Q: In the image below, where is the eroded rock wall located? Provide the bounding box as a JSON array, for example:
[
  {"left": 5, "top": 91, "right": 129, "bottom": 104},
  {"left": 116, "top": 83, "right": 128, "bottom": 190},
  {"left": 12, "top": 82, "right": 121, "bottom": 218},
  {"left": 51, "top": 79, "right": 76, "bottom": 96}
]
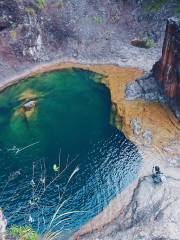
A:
[{"left": 153, "top": 17, "right": 180, "bottom": 118}]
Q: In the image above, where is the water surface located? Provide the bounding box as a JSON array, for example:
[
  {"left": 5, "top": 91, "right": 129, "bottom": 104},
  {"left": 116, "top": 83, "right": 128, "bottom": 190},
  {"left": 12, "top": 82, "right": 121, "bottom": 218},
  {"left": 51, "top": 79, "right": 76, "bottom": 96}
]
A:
[{"left": 0, "top": 68, "right": 141, "bottom": 237}]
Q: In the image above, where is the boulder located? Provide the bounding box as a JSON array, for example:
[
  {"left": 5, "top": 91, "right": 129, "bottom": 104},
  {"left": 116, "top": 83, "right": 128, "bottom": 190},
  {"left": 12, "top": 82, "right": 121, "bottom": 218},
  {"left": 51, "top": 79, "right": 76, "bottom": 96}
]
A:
[
  {"left": 131, "top": 39, "right": 153, "bottom": 49},
  {"left": 23, "top": 100, "right": 37, "bottom": 111}
]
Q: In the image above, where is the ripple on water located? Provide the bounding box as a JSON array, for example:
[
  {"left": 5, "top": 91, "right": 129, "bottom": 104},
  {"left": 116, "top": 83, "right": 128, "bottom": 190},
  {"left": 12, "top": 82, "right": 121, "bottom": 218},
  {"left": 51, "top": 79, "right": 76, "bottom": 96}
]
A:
[{"left": 0, "top": 68, "right": 142, "bottom": 237}]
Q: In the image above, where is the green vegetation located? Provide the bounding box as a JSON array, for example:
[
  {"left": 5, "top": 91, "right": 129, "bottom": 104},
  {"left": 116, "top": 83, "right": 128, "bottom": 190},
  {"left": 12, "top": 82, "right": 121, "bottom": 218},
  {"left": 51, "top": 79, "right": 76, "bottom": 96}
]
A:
[
  {"left": 9, "top": 225, "right": 38, "bottom": 240},
  {"left": 26, "top": 7, "right": 36, "bottom": 16},
  {"left": 144, "top": 0, "right": 180, "bottom": 12},
  {"left": 6, "top": 164, "right": 80, "bottom": 240},
  {"left": 145, "top": 39, "right": 154, "bottom": 48},
  {"left": 92, "top": 16, "right": 102, "bottom": 24},
  {"left": 144, "top": 0, "right": 169, "bottom": 12},
  {"left": 10, "top": 23, "right": 17, "bottom": 41},
  {"left": 36, "top": 0, "right": 46, "bottom": 9},
  {"left": 10, "top": 29, "right": 17, "bottom": 40},
  {"left": 175, "top": 7, "right": 180, "bottom": 13},
  {"left": 52, "top": 0, "right": 64, "bottom": 8},
  {"left": 131, "top": 39, "right": 154, "bottom": 49}
]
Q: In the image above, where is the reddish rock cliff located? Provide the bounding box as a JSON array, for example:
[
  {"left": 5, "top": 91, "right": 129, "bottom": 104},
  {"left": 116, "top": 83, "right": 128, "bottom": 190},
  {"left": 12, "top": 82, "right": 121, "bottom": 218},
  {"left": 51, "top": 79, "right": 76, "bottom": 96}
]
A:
[{"left": 153, "top": 17, "right": 180, "bottom": 118}]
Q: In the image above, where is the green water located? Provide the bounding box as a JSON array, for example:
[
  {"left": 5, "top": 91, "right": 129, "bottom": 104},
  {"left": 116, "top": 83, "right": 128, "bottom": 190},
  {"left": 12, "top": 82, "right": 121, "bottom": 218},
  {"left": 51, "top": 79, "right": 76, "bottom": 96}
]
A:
[{"left": 0, "top": 68, "right": 141, "bottom": 237}]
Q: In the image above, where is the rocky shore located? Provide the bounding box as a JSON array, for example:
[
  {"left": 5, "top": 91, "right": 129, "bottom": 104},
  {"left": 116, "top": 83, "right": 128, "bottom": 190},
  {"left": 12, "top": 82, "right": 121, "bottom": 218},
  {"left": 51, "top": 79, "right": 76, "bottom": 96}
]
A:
[{"left": 75, "top": 174, "right": 180, "bottom": 240}]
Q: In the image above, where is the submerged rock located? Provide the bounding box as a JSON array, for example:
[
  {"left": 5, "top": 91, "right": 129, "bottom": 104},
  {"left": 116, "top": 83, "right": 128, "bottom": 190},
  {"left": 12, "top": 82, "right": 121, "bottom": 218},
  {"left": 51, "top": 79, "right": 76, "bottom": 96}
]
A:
[
  {"left": 13, "top": 100, "right": 38, "bottom": 119},
  {"left": 23, "top": 100, "right": 37, "bottom": 111}
]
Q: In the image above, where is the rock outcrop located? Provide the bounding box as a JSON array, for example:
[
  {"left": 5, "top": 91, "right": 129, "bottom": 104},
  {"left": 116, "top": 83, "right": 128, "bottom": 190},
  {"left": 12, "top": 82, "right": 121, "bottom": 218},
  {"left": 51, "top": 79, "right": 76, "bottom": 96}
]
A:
[
  {"left": 153, "top": 17, "right": 180, "bottom": 118},
  {"left": 23, "top": 100, "right": 37, "bottom": 111},
  {"left": 126, "top": 17, "right": 180, "bottom": 119},
  {"left": 0, "top": 208, "right": 7, "bottom": 239},
  {"left": 125, "top": 72, "right": 166, "bottom": 103},
  {"left": 77, "top": 174, "right": 180, "bottom": 240}
]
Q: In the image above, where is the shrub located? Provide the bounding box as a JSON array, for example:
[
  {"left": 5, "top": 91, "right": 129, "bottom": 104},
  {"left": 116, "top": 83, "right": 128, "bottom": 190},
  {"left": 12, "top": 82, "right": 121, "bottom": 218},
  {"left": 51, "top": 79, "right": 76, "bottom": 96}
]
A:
[
  {"left": 36, "top": 0, "right": 46, "bottom": 9},
  {"left": 144, "top": 0, "right": 169, "bottom": 12},
  {"left": 10, "top": 23, "right": 17, "bottom": 40},
  {"left": 9, "top": 225, "right": 38, "bottom": 240},
  {"left": 144, "top": 0, "right": 180, "bottom": 12},
  {"left": 145, "top": 39, "right": 154, "bottom": 49},
  {"left": 131, "top": 39, "right": 154, "bottom": 49},
  {"left": 26, "top": 7, "right": 36, "bottom": 16},
  {"left": 92, "top": 16, "right": 102, "bottom": 24},
  {"left": 10, "top": 29, "right": 17, "bottom": 40},
  {"left": 3, "top": 153, "right": 80, "bottom": 239},
  {"left": 175, "top": 7, "right": 180, "bottom": 13}
]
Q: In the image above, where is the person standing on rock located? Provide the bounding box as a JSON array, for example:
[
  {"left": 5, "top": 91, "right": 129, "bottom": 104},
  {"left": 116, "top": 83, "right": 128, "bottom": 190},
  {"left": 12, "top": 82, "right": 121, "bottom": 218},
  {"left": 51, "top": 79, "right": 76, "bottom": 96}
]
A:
[
  {"left": 152, "top": 166, "right": 166, "bottom": 184},
  {"left": 152, "top": 166, "right": 161, "bottom": 175}
]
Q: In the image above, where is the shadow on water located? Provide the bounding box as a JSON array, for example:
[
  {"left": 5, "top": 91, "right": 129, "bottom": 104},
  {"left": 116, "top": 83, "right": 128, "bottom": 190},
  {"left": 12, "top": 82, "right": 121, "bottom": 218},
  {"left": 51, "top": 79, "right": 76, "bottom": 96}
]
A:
[{"left": 0, "top": 68, "right": 142, "bottom": 238}]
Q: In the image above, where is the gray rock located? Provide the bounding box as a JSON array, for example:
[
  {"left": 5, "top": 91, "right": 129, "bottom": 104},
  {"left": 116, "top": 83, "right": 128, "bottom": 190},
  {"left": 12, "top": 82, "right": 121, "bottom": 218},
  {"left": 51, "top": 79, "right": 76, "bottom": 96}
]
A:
[
  {"left": 142, "top": 130, "right": 153, "bottom": 145},
  {"left": 163, "top": 139, "right": 180, "bottom": 168},
  {"left": 175, "top": 108, "right": 180, "bottom": 120},
  {"left": 125, "top": 73, "right": 167, "bottom": 105},
  {"left": 125, "top": 81, "right": 143, "bottom": 100},
  {"left": 79, "top": 175, "right": 180, "bottom": 240},
  {"left": 138, "top": 76, "right": 159, "bottom": 92},
  {"left": 144, "top": 92, "right": 160, "bottom": 101},
  {"left": 23, "top": 100, "right": 37, "bottom": 110},
  {"left": 130, "top": 118, "right": 142, "bottom": 135},
  {"left": 0, "top": 208, "right": 7, "bottom": 239}
]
